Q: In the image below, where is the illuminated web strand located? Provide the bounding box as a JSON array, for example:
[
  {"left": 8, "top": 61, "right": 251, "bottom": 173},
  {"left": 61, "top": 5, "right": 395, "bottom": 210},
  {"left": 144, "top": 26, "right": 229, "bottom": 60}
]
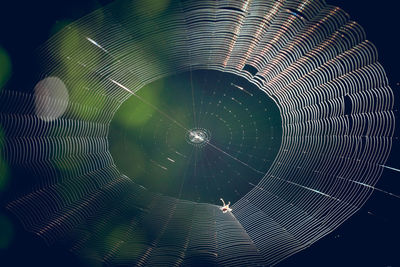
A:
[
  {"left": 110, "top": 79, "right": 191, "bottom": 132},
  {"left": 206, "top": 141, "right": 265, "bottom": 175},
  {"left": 381, "top": 164, "right": 400, "bottom": 173}
]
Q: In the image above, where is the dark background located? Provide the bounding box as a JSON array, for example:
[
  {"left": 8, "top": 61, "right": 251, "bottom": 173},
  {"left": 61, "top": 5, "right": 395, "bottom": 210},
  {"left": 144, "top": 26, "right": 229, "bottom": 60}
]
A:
[{"left": 0, "top": 0, "right": 399, "bottom": 266}]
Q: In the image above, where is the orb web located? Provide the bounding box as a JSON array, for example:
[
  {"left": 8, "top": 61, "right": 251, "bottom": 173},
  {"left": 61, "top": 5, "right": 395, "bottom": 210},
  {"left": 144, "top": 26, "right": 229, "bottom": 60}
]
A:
[{"left": 0, "top": 0, "right": 395, "bottom": 266}]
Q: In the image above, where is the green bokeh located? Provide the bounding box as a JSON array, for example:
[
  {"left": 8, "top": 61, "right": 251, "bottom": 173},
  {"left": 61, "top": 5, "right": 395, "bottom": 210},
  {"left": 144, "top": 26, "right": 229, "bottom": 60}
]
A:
[
  {"left": 48, "top": 23, "right": 107, "bottom": 120},
  {"left": 0, "top": 214, "right": 14, "bottom": 249},
  {"left": 114, "top": 82, "right": 162, "bottom": 128},
  {"left": 49, "top": 19, "right": 73, "bottom": 37},
  {"left": 0, "top": 46, "right": 12, "bottom": 90},
  {"left": 135, "top": 0, "right": 171, "bottom": 17}
]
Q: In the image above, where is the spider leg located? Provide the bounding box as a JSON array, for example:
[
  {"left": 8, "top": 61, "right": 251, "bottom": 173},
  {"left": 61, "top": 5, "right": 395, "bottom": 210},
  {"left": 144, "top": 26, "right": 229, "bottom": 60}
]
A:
[{"left": 220, "top": 198, "right": 226, "bottom": 206}]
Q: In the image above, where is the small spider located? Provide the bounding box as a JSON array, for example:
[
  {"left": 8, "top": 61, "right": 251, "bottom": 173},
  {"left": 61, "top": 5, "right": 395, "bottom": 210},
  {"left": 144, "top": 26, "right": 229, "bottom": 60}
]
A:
[{"left": 219, "top": 198, "right": 232, "bottom": 213}]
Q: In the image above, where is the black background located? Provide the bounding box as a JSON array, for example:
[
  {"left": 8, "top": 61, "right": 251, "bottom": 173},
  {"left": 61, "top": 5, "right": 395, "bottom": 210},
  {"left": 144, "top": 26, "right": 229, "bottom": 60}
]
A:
[{"left": 0, "top": 0, "right": 399, "bottom": 266}]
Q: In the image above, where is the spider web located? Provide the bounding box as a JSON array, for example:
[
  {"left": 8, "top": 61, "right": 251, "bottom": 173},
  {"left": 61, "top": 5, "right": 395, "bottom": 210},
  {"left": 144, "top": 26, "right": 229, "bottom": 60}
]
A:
[{"left": 1, "top": 0, "right": 395, "bottom": 266}]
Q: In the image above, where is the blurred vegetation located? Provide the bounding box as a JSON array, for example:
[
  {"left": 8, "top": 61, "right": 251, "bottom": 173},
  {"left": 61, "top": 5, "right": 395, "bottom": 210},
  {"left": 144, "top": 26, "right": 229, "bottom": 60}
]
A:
[
  {"left": 0, "top": 46, "right": 12, "bottom": 90},
  {"left": 0, "top": 214, "right": 14, "bottom": 250}
]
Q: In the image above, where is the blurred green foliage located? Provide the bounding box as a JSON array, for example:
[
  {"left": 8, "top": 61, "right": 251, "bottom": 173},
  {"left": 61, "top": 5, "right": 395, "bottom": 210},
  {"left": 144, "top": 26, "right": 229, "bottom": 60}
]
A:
[
  {"left": 0, "top": 214, "right": 13, "bottom": 249},
  {"left": 0, "top": 46, "right": 12, "bottom": 90}
]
